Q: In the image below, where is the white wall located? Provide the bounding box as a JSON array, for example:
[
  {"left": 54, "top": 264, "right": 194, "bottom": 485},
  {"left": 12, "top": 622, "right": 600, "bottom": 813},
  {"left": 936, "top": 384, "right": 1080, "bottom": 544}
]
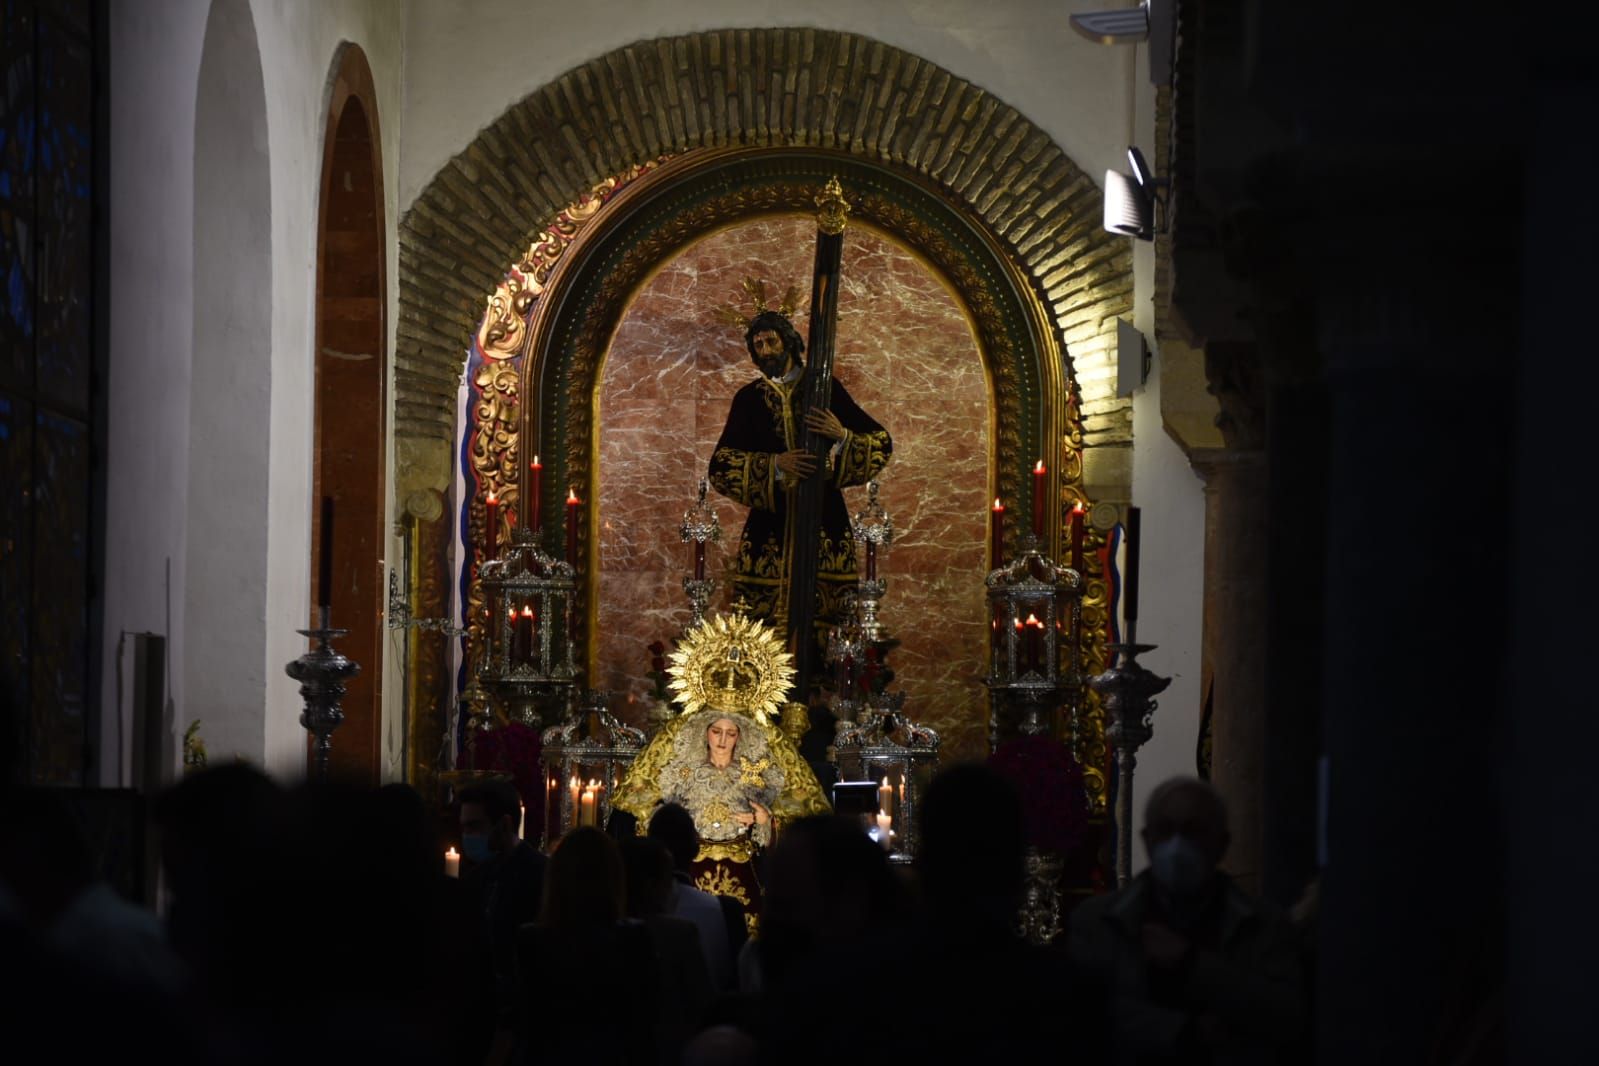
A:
[
  {"left": 398, "top": 0, "right": 1135, "bottom": 212},
  {"left": 101, "top": 0, "right": 405, "bottom": 783},
  {"left": 1127, "top": 40, "right": 1205, "bottom": 872}
]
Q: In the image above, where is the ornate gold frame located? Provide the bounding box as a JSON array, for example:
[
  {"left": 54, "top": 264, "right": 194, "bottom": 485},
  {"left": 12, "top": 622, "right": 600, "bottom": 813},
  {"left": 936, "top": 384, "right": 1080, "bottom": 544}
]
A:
[{"left": 451, "top": 145, "right": 1110, "bottom": 809}]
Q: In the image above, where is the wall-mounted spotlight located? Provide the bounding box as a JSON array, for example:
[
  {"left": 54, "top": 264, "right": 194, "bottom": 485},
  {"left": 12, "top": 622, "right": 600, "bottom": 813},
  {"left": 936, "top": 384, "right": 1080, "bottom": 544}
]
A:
[
  {"left": 1069, "top": 0, "right": 1174, "bottom": 85},
  {"left": 1104, "top": 146, "right": 1166, "bottom": 242}
]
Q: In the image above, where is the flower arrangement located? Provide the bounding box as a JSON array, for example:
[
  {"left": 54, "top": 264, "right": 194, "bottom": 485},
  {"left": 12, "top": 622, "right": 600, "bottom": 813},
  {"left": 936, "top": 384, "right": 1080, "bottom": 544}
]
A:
[{"left": 987, "top": 735, "right": 1089, "bottom": 857}]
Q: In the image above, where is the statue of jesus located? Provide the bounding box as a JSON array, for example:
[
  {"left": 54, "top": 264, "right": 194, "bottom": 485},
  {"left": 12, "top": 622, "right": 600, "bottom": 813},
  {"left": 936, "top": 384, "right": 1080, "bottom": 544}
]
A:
[{"left": 708, "top": 308, "right": 892, "bottom": 652}]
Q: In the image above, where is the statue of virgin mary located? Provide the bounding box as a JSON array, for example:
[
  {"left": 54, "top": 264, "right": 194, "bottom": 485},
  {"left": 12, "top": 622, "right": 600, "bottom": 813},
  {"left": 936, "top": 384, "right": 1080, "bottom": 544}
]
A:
[{"left": 611, "top": 612, "right": 831, "bottom": 922}]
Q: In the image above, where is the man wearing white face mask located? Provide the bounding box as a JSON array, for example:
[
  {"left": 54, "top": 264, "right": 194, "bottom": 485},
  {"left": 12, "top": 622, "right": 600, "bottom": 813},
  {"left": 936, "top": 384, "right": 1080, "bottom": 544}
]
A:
[{"left": 1069, "top": 777, "right": 1305, "bottom": 1065}]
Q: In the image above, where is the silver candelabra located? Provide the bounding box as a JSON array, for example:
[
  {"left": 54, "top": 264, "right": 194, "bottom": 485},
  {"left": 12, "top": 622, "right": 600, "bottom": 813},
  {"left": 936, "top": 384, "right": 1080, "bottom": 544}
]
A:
[
  {"left": 287, "top": 605, "right": 362, "bottom": 781},
  {"left": 1088, "top": 626, "right": 1171, "bottom": 886}
]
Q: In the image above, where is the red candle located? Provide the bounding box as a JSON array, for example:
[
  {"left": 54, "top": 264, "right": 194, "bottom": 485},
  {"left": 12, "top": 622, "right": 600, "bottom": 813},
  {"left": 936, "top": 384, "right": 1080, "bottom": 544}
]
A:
[
  {"left": 693, "top": 540, "right": 706, "bottom": 581},
  {"left": 518, "top": 605, "right": 536, "bottom": 665},
  {"left": 529, "top": 455, "right": 543, "bottom": 533},
  {"left": 565, "top": 488, "right": 581, "bottom": 567},
  {"left": 1032, "top": 461, "right": 1047, "bottom": 538},
  {"left": 1013, "top": 617, "right": 1025, "bottom": 669},
  {"left": 484, "top": 492, "right": 499, "bottom": 560},
  {"left": 507, "top": 608, "right": 519, "bottom": 662},
  {"left": 1026, "top": 613, "right": 1043, "bottom": 672},
  {"left": 864, "top": 539, "right": 877, "bottom": 581},
  {"left": 1069, "top": 502, "right": 1084, "bottom": 572},
  {"left": 318, "top": 495, "right": 334, "bottom": 607},
  {"left": 1124, "top": 505, "right": 1141, "bottom": 623},
  {"left": 990, "top": 498, "right": 1005, "bottom": 568}
]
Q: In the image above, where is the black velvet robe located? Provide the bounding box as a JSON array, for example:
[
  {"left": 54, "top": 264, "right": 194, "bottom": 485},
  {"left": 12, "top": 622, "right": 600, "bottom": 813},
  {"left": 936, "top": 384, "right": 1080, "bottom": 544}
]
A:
[{"left": 708, "top": 373, "right": 891, "bottom": 637}]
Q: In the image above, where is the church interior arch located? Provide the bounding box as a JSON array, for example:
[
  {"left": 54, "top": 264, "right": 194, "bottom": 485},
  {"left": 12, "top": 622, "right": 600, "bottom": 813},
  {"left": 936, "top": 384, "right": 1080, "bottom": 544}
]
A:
[{"left": 184, "top": 0, "right": 271, "bottom": 764}]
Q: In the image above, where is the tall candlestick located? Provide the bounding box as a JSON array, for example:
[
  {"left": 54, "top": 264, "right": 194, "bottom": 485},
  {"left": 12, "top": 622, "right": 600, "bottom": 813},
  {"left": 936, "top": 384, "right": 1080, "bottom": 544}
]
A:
[
  {"left": 990, "top": 498, "right": 1005, "bottom": 568},
  {"left": 1124, "top": 505, "right": 1141, "bottom": 623},
  {"left": 1070, "top": 502, "right": 1085, "bottom": 572},
  {"left": 444, "top": 847, "right": 460, "bottom": 879},
  {"left": 565, "top": 488, "right": 581, "bottom": 567},
  {"left": 484, "top": 492, "right": 500, "bottom": 560},
  {"left": 694, "top": 540, "right": 706, "bottom": 581},
  {"left": 1032, "top": 461, "right": 1047, "bottom": 538},
  {"left": 318, "top": 495, "right": 335, "bottom": 607},
  {"left": 529, "top": 455, "right": 543, "bottom": 534},
  {"left": 864, "top": 539, "right": 877, "bottom": 580}
]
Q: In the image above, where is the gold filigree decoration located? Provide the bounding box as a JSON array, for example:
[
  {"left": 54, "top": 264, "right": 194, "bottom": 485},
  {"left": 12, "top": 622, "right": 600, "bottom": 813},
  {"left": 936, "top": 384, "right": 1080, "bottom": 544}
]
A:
[
  {"left": 696, "top": 865, "right": 751, "bottom": 905},
  {"left": 667, "top": 612, "right": 794, "bottom": 723},
  {"left": 713, "top": 277, "right": 803, "bottom": 329},
  {"left": 815, "top": 175, "right": 850, "bottom": 235}
]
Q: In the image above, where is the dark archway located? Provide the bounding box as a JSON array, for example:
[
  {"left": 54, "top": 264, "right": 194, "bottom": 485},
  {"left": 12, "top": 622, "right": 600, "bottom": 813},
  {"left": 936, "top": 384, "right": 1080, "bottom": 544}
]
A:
[{"left": 312, "top": 42, "right": 385, "bottom": 783}]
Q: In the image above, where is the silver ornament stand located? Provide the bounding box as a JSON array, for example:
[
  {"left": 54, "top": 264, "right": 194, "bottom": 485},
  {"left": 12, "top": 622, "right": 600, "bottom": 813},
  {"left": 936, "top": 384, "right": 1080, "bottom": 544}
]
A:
[
  {"left": 287, "top": 605, "right": 362, "bottom": 781},
  {"left": 1088, "top": 628, "right": 1171, "bottom": 887},
  {"left": 680, "top": 478, "right": 722, "bottom": 629}
]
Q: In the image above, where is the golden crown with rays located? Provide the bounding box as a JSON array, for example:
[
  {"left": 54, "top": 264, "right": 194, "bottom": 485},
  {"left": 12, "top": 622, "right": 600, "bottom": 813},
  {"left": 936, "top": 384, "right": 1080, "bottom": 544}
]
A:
[
  {"left": 713, "top": 277, "right": 804, "bottom": 331},
  {"left": 666, "top": 609, "right": 795, "bottom": 725}
]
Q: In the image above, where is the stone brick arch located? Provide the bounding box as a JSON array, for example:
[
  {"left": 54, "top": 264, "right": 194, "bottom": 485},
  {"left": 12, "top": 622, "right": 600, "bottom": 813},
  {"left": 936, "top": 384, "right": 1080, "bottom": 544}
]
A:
[{"left": 396, "top": 28, "right": 1132, "bottom": 505}]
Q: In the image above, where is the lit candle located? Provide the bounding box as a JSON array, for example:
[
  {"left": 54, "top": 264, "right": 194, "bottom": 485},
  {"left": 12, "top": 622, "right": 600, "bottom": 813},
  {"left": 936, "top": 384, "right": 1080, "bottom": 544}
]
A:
[
  {"left": 579, "top": 783, "right": 597, "bottom": 828},
  {"left": 899, "top": 777, "right": 906, "bottom": 804},
  {"left": 507, "top": 608, "right": 520, "bottom": 662},
  {"left": 518, "top": 802, "right": 526, "bottom": 840},
  {"left": 875, "top": 812, "right": 893, "bottom": 848},
  {"left": 565, "top": 488, "right": 581, "bottom": 567},
  {"left": 1026, "top": 613, "right": 1044, "bottom": 672},
  {"left": 318, "top": 495, "right": 335, "bottom": 608},
  {"left": 484, "top": 492, "right": 499, "bottom": 559},
  {"left": 444, "top": 847, "right": 460, "bottom": 879},
  {"left": 693, "top": 539, "right": 706, "bottom": 581},
  {"left": 518, "top": 605, "right": 536, "bottom": 665},
  {"left": 1032, "top": 461, "right": 1047, "bottom": 538},
  {"left": 878, "top": 776, "right": 893, "bottom": 820},
  {"left": 568, "top": 774, "right": 580, "bottom": 827},
  {"left": 1070, "top": 501, "right": 1085, "bottom": 572},
  {"left": 529, "top": 455, "right": 543, "bottom": 534},
  {"left": 990, "top": 497, "right": 1005, "bottom": 568},
  {"left": 1124, "top": 505, "right": 1141, "bottom": 624}
]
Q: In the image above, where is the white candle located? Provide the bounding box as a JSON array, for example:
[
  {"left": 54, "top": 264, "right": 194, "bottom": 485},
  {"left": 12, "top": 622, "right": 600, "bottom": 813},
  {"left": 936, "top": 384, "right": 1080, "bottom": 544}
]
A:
[
  {"left": 580, "top": 786, "right": 596, "bottom": 828},
  {"left": 518, "top": 802, "right": 526, "bottom": 840},
  {"left": 568, "top": 775, "right": 580, "bottom": 827},
  {"left": 444, "top": 847, "right": 460, "bottom": 879},
  {"left": 878, "top": 776, "right": 893, "bottom": 820},
  {"left": 875, "top": 812, "right": 893, "bottom": 848}
]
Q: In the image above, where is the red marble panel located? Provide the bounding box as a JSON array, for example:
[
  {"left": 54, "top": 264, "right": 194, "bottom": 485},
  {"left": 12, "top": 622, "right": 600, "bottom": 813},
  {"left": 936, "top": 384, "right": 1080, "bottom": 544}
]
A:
[{"left": 596, "top": 216, "right": 991, "bottom": 761}]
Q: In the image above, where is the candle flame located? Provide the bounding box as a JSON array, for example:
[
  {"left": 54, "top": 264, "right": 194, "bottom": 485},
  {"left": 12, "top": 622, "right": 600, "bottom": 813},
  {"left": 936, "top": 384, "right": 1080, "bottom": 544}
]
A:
[
  {"left": 446, "top": 847, "right": 459, "bottom": 858},
  {"left": 532, "top": 454, "right": 541, "bottom": 467},
  {"left": 567, "top": 488, "right": 579, "bottom": 503},
  {"left": 992, "top": 497, "right": 1003, "bottom": 511},
  {"left": 508, "top": 608, "right": 517, "bottom": 620},
  {"left": 881, "top": 776, "right": 889, "bottom": 788},
  {"left": 521, "top": 605, "right": 535, "bottom": 618},
  {"left": 569, "top": 775, "right": 578, "bottom": 788},
  {"left": 1034, "top": 460, "right": 1046, "bottom": 473},
  {"left": 1073, "top": 500, "right": 1084, "bottom": 513},
  {"left": 1026, "top": 613, "right": 1041, "bottom": 627},
  {"left": 1014, "top": 618, "right": 1024, "bottom": 630},
  {"left": 486, "top": 492, "right": 497, "bottom": 504}
]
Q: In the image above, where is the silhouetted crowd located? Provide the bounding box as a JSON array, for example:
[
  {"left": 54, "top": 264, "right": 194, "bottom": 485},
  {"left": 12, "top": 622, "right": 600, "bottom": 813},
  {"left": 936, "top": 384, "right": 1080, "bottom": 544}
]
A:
[{"left": 0, "top": 763, "right": 1323, "bottom": 1065}]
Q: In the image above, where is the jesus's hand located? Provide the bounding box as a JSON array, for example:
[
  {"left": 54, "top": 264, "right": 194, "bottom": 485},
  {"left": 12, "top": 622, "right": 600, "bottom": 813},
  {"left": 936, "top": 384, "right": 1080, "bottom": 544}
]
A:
[
  {"left": 804, "top": 409, "right": 846, "bottom": 441},
  {"left": 775, "top": 449, "right": 816, "bottom": 478}
]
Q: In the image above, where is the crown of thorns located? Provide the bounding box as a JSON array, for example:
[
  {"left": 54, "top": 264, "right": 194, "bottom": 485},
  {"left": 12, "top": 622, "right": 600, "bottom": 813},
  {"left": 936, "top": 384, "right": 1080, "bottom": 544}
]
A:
[{"left": 713, "top": 277, "right": 802, "bottom": 330}]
